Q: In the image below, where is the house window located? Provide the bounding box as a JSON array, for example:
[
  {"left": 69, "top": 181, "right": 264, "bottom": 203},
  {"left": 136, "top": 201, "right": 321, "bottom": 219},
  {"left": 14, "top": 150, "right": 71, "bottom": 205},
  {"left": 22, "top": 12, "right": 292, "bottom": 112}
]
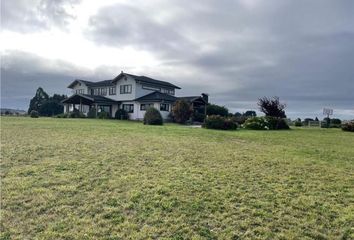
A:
[
  {"left": 160, "top": 103, "right": 169, "bottom": 111},
  {"left": 140, "top": 103, "right": 154, "bottom": 111},
  {"left": 123, "top": 104, "right": 134, "bottom": 113},
  {"left": 120, "top": 84, "right": 132, "bottom": 94},
  {"left": 142, "top": 85, "right": 160, "bottom": 91},
  {"left": 93, "top": 88, "right": 99, "bottom": 95},
  {"left": 101, "top": 88, "right": 107, "bottom": 96},
  {"left": 109, "top": 87, "right": 116, "bottom": 95},
  {"left": 161, "top": 88, "right": 175, "bottom": 95},
  {"left": 76, "top": 89, "right": 85, "bottom": 94}
]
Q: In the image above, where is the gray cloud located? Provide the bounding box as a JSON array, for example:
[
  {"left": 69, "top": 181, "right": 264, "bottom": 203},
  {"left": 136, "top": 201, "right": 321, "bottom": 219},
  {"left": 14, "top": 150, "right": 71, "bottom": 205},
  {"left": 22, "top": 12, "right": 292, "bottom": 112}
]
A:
[
  {"left": 85, "top": 0, "right": 354, "bottom": 119},
  {"left": 0, "top": 50, "right": 118, "bottom": 110},
  {"left": 1, "top": 0, "right": 80, "bottom": 32},
  {"left": 1, "top": 0, "right": 354, "bottom": 119}
]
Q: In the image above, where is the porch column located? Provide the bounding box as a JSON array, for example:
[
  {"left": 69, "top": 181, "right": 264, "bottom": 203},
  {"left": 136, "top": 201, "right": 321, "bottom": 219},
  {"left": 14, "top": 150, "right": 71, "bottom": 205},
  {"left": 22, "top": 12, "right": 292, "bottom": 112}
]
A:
[
  {"left": 64, "top": 104, "right": 69, "bottom": 113},
  {"left": 79, "top": 98, "right": 82, "bottom": 112},
  {"left": 95, "top": 103, "right": 98, "bottom": 116}
]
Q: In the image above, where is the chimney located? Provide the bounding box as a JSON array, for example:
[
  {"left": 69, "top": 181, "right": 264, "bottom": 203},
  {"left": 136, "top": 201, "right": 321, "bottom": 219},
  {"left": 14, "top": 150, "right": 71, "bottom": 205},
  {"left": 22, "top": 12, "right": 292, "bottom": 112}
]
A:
[{"left": 201, "top": 93, "right": 209, "bottom": 103}]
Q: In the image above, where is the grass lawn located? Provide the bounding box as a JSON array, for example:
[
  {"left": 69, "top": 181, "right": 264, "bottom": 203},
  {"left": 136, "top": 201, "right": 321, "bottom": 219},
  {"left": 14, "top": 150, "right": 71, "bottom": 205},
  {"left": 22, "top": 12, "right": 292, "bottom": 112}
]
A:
[{"left": 1, "top": 117, "right": 353, "bottom": 239}]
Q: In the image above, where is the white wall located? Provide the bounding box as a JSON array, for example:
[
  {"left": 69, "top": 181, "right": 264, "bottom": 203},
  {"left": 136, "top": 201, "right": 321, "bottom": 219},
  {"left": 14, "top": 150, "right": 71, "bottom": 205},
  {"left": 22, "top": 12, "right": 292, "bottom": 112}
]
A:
[
  {"left": 110, "top": 75, "right": 137, "bottom": 101},
  {"left": 128, "top": 102, "right": 171, "bottom": 120},
  {"left": 112, "top": 104, "right": 119, "bottom": 117},
  {"left": 71, "top": 82, "right": 89, "bottom": 94},
  {"left": 135, "top": 82, "right": 155, "bottom": 98}
]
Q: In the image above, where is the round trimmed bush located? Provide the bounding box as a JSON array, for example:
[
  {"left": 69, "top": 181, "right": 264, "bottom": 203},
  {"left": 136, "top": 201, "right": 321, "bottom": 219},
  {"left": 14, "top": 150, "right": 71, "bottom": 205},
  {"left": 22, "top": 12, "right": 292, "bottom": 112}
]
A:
[
  {"left": 69, "top": 110, "right": 85, "bottom": 118},
  {"left": 115, "top": 109, "right": 129, "bottom": 120},
  {"left": 203, "top": 115, "right": 237, "bottom": 130},
  {"left": 143, "top": 107, "right": 163, "bottom": 125},
  {"left": 30, "top": 110, "right": 39, "bottom": 118},
  {"left": 98, "top": 111, "right": 109, "bottom": 119}
]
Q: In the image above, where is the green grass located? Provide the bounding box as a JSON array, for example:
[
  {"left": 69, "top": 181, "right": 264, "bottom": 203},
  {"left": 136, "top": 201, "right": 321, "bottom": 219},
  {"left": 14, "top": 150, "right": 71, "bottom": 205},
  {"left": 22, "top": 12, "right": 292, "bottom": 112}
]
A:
[{"left": 1, "top": 117, "right": 353, "bottom": 239}]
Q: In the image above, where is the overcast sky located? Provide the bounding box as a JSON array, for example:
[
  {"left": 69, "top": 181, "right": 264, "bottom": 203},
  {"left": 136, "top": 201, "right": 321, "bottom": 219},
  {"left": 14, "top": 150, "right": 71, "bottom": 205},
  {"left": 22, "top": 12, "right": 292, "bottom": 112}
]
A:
[{"left": 1, "top": 0, "right": 354, "bottom": 119}]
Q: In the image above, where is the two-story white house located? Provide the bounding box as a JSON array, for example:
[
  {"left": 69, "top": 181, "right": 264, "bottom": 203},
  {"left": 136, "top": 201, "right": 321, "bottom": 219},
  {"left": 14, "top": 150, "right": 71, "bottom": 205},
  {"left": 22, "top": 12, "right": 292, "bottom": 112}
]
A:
[{"left": 62, "top": 71, "right": 208, "bottom": 120}]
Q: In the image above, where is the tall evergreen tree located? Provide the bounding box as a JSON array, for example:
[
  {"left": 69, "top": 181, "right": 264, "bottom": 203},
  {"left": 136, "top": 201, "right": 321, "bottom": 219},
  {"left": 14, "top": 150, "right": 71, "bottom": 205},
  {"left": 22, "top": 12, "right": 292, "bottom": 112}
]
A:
[
  {"left": 28, "top": 87, "right": 49, "bottom": 114},
  {"left": 28, "top": 88, "right": 67, "bottom": 116}
]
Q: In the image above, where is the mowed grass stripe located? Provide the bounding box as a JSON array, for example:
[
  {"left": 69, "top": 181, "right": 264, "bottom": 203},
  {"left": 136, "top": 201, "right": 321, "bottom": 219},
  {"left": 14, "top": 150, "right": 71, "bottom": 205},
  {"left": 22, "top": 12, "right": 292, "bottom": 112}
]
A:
[{"left": 1, "top": 117, "right": 353, "bottom": 239}]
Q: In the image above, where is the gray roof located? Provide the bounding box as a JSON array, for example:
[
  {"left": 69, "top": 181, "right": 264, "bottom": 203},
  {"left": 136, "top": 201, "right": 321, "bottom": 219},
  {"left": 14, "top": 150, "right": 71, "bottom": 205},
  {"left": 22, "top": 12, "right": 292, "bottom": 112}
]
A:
[
  {"left": 68, "top": 79, "right": 114, "bottom": 88},
  {"left": 62, "top": 94, "right": 119, "bottom": 104},
  {"left": 134, "top": 91, "right": 177, "bottom": 102},
  {"left": 68, "top": 72, "right": 181, "bottom": 89},
  {"left": 123, "top": 73, "right": 181, "bottom": 89},
  {"left": 178, "top": 96, "right": 207, "bottom": 104}
]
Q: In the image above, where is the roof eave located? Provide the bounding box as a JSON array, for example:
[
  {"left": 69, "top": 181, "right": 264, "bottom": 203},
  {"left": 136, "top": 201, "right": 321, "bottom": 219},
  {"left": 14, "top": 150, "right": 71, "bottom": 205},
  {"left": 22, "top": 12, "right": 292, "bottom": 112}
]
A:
[{"left": 61, "top": 94, "right": 95, "bottom": 103}]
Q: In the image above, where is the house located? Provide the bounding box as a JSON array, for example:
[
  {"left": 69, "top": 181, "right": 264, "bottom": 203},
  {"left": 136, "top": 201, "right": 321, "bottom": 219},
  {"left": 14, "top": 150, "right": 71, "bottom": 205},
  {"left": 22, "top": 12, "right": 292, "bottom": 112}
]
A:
[{"left": 62, "top": 72, "right": 208, "bottom": 120}]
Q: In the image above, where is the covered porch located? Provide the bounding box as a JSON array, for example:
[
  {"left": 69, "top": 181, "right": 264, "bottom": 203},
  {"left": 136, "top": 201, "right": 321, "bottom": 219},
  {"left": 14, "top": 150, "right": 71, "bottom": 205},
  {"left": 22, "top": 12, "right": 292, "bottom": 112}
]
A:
[{"left": 62, "top": 94, "right": 119, "bottom": 117}]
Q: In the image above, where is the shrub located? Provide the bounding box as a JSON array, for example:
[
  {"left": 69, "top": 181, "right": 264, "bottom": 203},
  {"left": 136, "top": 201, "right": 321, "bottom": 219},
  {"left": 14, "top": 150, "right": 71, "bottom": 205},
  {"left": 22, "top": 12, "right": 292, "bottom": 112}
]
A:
[
  {"left": 30, "top": 110, "right": 39, "bottom": 118},
  {"left": 341, "top": 122, "right": 354, "bottom": 132},
  {"left": 115, "top": 109, "right": 129, "bottom": 120},
  {"left": 69, "top": 110, "right": 85, "bottom": 118},
  {"left": 243, "top": 116, "right": 289, "bottom": 130},
  {"left": 244, "top": 117, "right": 268, "bottom": 130},
  {"left": 172, "top": 100, "right": 193, "bottom": 124},
  {"left": 98, "top": 111, "right": 110, "bottom": 119},
  {"left": 192, "top": 112, "right": 205, "bottom": 122},
  {"left": 55, "top": 113, "right": 68, "bottom": 118},
  {"left": 294, "top": 121, "right": 302, "bottom": 127},
  {"left": 230, "top": 115, "right": 248, "bottom": 125},
  {"left": 87, "top": 107, "right": 97, "bottom": 118},
  {"left": 275, "top": 118, "right": 290, "bottom": 130},
  {"left": 266, "top": 117, "right": 289, "bottom": 130},
  {"left": 329, "top": 118, "right": 342, "bottom": 128},
  {"left": 203, "top": 115, "right": 237, "bottom": 130},
  {"left": 144, "top": 107, "right": 163, "bottom": 125}
]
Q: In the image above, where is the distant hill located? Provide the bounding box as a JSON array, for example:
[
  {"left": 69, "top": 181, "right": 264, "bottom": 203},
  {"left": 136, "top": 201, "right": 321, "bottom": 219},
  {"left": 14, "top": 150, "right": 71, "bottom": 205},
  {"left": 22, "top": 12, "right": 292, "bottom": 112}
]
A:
[{"left": 0, "top": 108, "right": 27, "bottom": 115}]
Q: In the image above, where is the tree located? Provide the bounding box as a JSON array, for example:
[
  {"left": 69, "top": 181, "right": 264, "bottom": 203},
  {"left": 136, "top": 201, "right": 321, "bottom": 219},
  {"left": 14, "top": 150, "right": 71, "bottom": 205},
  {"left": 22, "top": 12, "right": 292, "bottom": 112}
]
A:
[
  {"left": 243, "top": 110, "right": 257, "bottom": 117},
  {"left": 39, "top": 94, "right": 66, "bottom": 116},
  {"left": 28, "top": 87, "right": 49, "bottom": 114},
  {"left": 257, "top": 96, "right": 286, "bottom": 118},
  {"left": 206, "top": 104, "right": 229, "bottom": 117},
  {"left": 172, "top": 100, "right": 193, "bottom": 124},
  {"left": 28, "top": 88, "right": 66, "bottom": 116},
  {"left": 315, "top": 117, "right": 319, "bottom": 121},
  {"left": 234, "top": 112, "right": 242, "bottom": 117}
]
